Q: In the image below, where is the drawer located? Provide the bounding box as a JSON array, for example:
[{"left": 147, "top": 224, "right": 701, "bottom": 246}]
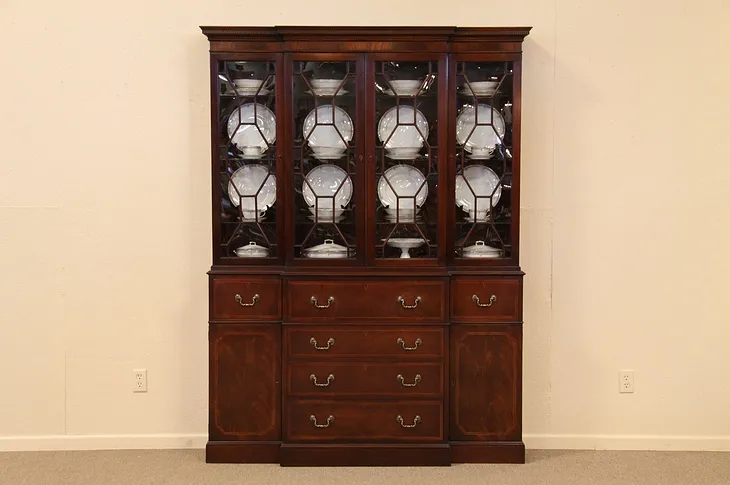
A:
[
  {"left": 287, "top": 362, "right": 443, "bottom": 397},
  {"left": 285, "top": 400, "right": 443, "bottom": 442},
  {"left": 450, "top": 277, "right": 521, "bottom": 322},
  {"left": 211, "top": 277, "right": 281, "bottom": 321},
  {"left": 285, "top": 279, "right": 447, "bottom": 323},
  {"left": 286, "top": 326, "right": 445, "bottom": 360}
]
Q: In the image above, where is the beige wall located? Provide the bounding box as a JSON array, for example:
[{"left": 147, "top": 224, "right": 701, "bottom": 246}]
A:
[{"left": 1, "top": 0, "right": 729, "bottom": 451}]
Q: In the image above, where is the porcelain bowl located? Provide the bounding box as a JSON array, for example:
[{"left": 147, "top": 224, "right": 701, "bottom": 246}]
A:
[{"left": 388, "top": 79, "right": 423, "bottom": 96}]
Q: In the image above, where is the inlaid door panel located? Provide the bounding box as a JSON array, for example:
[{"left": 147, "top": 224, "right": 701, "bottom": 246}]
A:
[
  {"left": 450, "top": 324, "right": 521, "bottom": 441},
  {"left": 209, "top": 324, "right": 281, "bottom": 440}
]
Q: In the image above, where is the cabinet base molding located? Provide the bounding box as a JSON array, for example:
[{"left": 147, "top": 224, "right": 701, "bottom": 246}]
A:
[
  {"left": 205, "top": 441, "right": 280, "bottom": 463},
  {"left": 450, "top": 441, "right": 525, "bottom": 464},
  {"left": 280, "top": 443, "right": 451, "bottom": 466}
]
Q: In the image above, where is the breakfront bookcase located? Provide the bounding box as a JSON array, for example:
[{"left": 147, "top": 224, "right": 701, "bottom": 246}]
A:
[{"left": 201, "top": 26, "right": 531, "bottom": 466}]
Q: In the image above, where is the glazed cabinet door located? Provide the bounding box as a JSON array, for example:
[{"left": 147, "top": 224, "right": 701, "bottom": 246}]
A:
[
  {"left": 367, "top": 54, "right": 447, "bottom": 263},
  {"left": 209, "top": 324, "right": 281, "bottom": 441},
  {"left": 450, "top": 324, "right": 522, "bottom": 441},
  {"left": 212, "top": 55, "right": 284, "bottom": 264},
  {"left": 450, "top": 57, "right": 521, "bottom": 265},
  {"left": 286, "top": 55, "right": 365, "bottom": 264}
]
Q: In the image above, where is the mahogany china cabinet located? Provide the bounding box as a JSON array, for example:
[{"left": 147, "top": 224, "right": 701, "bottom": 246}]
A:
[{"left": 201, "top": 26, "right": 531, "bottom": 466}]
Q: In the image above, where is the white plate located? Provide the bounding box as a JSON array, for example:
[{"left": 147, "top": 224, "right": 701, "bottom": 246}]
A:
[
  {"left": 386, "top": 147, "right": 422, "bottom": 160},
  {"left": 308, "top": 207, "right": 346, "bottom": 219},
  {"left": 227, "top": 164, "right": 277, "bottom": 213},
  {"left": 460, "top": 87, "right": 498, "bottom": 96},
  {"left": 310, "top": 79, "right": 345, "bottom": 89},
  {"left": 302, "top": 164, "right": 353, "bottom": 211},
  {"left": 455, "top": 165, "right": 502, "bottom": 213},
  {"left": 303, "top": 105, "right": 354, "bottom": 153},
  {"left": 456, "top": 104, "right": 506, "bottom": 154},
  {"left": 231, "top": 87, "right": 271, "bottom": 97},
  {"left": 308, "top": 89, "right": 349, "bottom": 96},
  {"left": 377, "top": 164, "right": 428, "bottom": 211},
  {"left": 226, "top": 103, "right": 276, "bottom": 154},
  {"left": 310, "top": 146, "right": 347, "bottom": 160},
  {"left": 377, "top": 106, "right": 429, "bottom": 150}
]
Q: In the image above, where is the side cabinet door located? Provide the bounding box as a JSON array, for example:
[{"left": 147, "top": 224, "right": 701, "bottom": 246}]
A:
[
  {"left": 450, "top": 324, "right": 522, "bottom": 441},
  {"left": 209, "top": 324, "right": 281, "bottom": 440}
]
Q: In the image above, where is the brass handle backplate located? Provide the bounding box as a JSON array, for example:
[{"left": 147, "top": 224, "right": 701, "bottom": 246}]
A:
[
  {"left": 310, "top": 337, "right": 335, "bottom": 350},
  {"left": 397, "top": 296, "right": 422, "bottom": 309},
  {"left": 310, "top": 415, "right": 334, "bottom": 428},
  {"left": 311, "top": 296, "right": 335, "bottom": 309},
  {"left": 397, "top": 337, "right": 422, "bottom": 351},
  {"left": 234, "top": 293, "right": 259, "bottom": 307},
  {"left": 310, "top": 373, "right": 335, "bottom": 387},
  {"left": 397, "top": 374, "right": 422, "bottom": 387},
  {"left": 473, "top": 294, "right": 497, "bottom": 307},
  {"left": 396, "top": 415, "right": 421, "bottom": 428}
]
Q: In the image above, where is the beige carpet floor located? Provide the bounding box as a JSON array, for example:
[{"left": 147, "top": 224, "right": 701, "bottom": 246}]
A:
[{"left": 0, "top": 449, "right": 728, "bottom": 485}]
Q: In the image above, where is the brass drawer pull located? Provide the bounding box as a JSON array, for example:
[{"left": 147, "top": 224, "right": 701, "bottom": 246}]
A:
[
  {"left": 310, "top": 373, "right": 335, "bottom": 387},
  {"left": 397, "top": 296, "right": 422, "bottom": 309},
  {"left": 234, "top": 293, "right": 259, "bottom": 307},
  {"left": 396, "top": 415, "right": 421, "bottom": 428},
  {"left": 309, "top": 337, "right": 335, "bottom": 350},
  {"left": 397, "top": 374, "right": 422, "bottom": 387},
  {"left": 310, "top": 414, "right": 334, "bottom": 428},
  {"left": 473, "top": 294, "right": 497, "bottom": 307},
  {"left": 396, "top": 337, "right": 422, "bottom": 351},
  {"left": 310, "top": 296, "right": 335, "bottom": 309}
]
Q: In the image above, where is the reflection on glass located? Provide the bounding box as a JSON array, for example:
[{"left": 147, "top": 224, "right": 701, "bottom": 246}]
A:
[
  {"left": 292, "top": 60, "right": 357, "bottom": 259},
  {"left": 454, "top": 61, "right": 514, "bottom": 260},
  {"left": 218, "top": 60, "right": 278, "bottom": 259},
  {"left": 374, "top": 60, "right": 439, "bottom": 259}
]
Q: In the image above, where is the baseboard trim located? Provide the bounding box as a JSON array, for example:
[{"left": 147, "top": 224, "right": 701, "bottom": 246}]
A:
[
  {"left": 0, "top": 434, "right": 208, "bottom": 452},
  {"left": 524, "top": 434, "right": 730, "bottom": 451},
  {"left": 2, "top": 433, "right": 729, "bottom": 452}
]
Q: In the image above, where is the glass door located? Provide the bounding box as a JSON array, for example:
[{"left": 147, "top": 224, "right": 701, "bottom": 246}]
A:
[
  {"left": 452, "top": 59, "right": 518, "bottom": 263},
  {"left": 368, "top": 55, "right": 446, "bottom": 263},
  {"left": 288, "top": 56, "right": 363, "bottom": 263},
  {"left": 214, "top": 56, "right": 282, "bottom": 263}
]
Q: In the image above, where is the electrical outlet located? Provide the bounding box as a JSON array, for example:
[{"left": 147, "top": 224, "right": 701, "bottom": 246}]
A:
[
  {"left": 619, "top": 370, "right": 634, "bottom": 393},
  {"left": 133, "top": 369, "right": 147, "bottom": 393}
]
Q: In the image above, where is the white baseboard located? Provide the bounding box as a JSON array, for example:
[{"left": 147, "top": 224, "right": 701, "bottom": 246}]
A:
[
  {"left": 0, "top": 434, "right": 208, "bottom": 452},
  {"left": 2, "top": 433, "right": 729, "bottom": 453},
  {"left": 524, "top": 434, "right": 730, "bottom": 451}
]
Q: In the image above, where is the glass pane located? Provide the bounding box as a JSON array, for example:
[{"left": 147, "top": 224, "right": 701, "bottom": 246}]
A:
[
  {"left": 218, "top": 60, "right": 278, "bottom": 260},
  {"left": 454, "top": 61, "right": 514, "bottom": 260},
  {"left": 374, "top": 61, "right": 439, "bottom": 259},
  {"left": 292, "top": 61, "right": 358, "bottom": 260}
]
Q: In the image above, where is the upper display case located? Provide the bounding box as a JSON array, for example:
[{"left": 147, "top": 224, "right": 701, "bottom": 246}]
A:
[{"left": 206, "top": 28, "right": 526, "bottom": 268}]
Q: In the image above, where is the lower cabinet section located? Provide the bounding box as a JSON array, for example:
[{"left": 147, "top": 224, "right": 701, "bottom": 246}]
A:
[
  {"left": 209, "top": 324, "right": 281, "bottom": 441},
  {"left": 450, "top": 324, "right": 522, "bottom": 441},
  {"left": 285, "top": 400, "right": 444, "bottom": 442},
  {"left": 206, "top": 318, "right": 524, "bottom": 464}
]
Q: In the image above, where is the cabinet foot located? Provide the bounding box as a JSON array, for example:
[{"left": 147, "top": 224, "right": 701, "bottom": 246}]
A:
[
  {"left": 280, "top": 444, "right": 451, "bottom": 466},
  {"left": 450, "top": 441, "right": 525, "bottom": 463},
  {"left": 206, "top": 441, "right": 280, "bottom": 463}
]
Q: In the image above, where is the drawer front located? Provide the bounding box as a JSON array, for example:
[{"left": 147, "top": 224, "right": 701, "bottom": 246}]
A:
[
  {"left": 287, "top": 362, "right": 443, "bottom": 397},
  {"left": 450, "top": 277, "right": 521, "bottom": 322},
  {"left": 211, "top": 277, "right": 281, "bottom": 321},
  {"left": 286, "top": 400, "right": 443, "bottom": 441},
  {"left": 285, "top": 279, "right": 447, "bottom": 322},
  {"left": 286, "top": 326, "right": 445, "bottom": 360}
]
